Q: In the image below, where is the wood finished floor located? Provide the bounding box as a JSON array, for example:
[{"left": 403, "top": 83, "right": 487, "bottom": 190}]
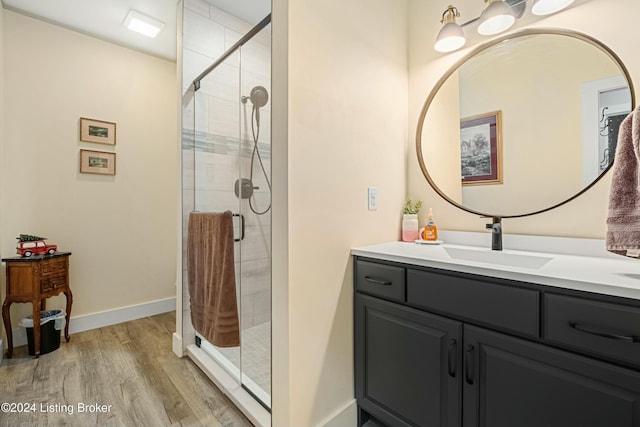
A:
[{"left": 0, "top": 312, "right": 253, "bottom": 427}]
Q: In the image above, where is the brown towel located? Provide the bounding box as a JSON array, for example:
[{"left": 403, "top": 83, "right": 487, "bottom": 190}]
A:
[
  {"left": 187, "top": 211, "right": 240, "bottom": 347},
  {"left": 606, "top": 106, "right": 640, "bottom": 258}
]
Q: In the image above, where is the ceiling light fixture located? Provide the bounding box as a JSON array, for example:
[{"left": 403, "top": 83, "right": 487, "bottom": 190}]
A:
[
  {"left": 124, "top": 10, "right": 165, "bottom": 38},
  {"left": 477, "top": 0, "right": 515, "bottom": 36},
  {"left": 434, "top": 0, "right": 575, "bottom": 53},
  {"left": 531, "top": 0, "right": 575, "bottom": 15},
  {"left": 434, "top": 5, "right": 466, "bottom": 53}
]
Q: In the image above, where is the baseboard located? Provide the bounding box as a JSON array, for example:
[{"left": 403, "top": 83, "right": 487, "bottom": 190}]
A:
[
  {"left": 10, "top": 297, "right": 176, "bottom": 348},
  {"left": 172, "top": 332, "right": 183, "bottom": 357},
  {"left": 319, "top": 400, "right": 357, "bottom": 427}
]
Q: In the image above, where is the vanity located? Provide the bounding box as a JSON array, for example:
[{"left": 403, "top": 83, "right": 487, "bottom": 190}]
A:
[
  {"left": 367, "top": 13, "right": 640, "bottom": 426},
  {"left": 352, "top": 241, "right": 640, "bottom": 427}
]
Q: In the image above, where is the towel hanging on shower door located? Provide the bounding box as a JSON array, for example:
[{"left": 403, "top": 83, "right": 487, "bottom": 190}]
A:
[{"left": 187, "top": 211, "right": 240, "bottom": 347}]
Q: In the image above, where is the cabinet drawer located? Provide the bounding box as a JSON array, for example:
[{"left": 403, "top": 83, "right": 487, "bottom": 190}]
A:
[
  {"left": 41, "top": 258, "right": 66, "bottom": 276},
  {"left": 50, "top": 272, "right": 66, "bottom": 289},
  {"left": 545, "top": 294, "right": 640, "bottom": 368},
  {"left": 40, "top": 278, "right": 53, "bottom": 292},
  {"left": 52, "top": 276, "right": 67, "bottom": 289},
  {"left": 40, "top": 269, "right": 67, "bottom": 293},
  {"left": 407, "top": 269, "right": 540, "bottom": 338},
  {"left": 355, "top": 260, "right": 405, "bottom": 302}
]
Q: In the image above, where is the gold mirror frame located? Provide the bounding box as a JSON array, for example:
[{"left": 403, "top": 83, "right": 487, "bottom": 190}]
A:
[{"left": 416, "top": 28, "right": 635, "bottom": 219}]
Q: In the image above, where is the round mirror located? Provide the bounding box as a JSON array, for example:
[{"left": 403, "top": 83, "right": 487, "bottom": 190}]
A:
[{"left": 417, "top": 29, "right": 635, "bottom": 218}]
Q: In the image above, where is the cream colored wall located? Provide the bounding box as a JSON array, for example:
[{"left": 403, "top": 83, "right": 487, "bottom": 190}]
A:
[
  {"left": 2, "top": 11, "right": 177, "bottom": 327},
  {"left": 408, "top": 0, "right": 640, "bottom": 238},
  {"left": 272, "top": 0, "right": 408, "bottom": 425}
]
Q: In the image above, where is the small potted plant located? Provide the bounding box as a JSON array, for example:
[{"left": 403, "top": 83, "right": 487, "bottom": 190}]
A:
[{"left": 402, "top": 199, "right": 422, "bottom": 242}]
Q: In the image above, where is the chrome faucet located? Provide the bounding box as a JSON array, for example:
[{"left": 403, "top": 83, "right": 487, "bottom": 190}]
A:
[{"left": 485, "top": 217, "right": 502, "bottom": 251}]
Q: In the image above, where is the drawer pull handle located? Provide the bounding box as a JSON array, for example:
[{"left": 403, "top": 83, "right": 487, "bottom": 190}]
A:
[
  {"left": 464, "top": 344, "right": 474, "bottom": 385},
  {"left": 569, "top": 322, "right": 640, "bottom": 343},
  {"left": 363, "top": 276, "right": 391, "bottom": 286},
  {"left": 448, "top": 338, "right": 457, "bottom": 378}
]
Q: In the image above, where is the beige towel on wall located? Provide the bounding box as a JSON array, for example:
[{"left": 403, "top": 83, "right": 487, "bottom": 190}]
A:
[
  {"left": 606, "top": 106, "right": 640, "bottom": 258},
  {"left": 188, "top": 211, "right": 240, "bottom": 347}
]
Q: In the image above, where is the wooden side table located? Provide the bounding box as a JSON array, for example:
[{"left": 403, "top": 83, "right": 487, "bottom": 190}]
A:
[{"left": 2, "top": 252, "right": 72, "bottom": 358}]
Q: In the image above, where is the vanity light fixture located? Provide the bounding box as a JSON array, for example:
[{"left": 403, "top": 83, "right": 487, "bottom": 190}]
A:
[
  {"left": 531, "top": 0, "right": 575, "bottom": 15},
  {"left": 124, "top": 10, "right": 165, "bottom": 38},
  {"left": 434, "top": 5, "right": 466, "bottom": 53},
  {"left": 477, "top": 0, "right": 516, "bottom": 35},
  {"left": 434, "top": 0, "right": 575, "bottom": 52}
]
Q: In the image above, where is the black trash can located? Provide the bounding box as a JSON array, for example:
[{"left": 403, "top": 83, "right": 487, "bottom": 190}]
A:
[{"left": 20, "top": 309, "right": 65, "bottom": 356}]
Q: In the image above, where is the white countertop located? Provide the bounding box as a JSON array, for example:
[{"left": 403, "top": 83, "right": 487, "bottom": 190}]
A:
[{"left": 351, "top": 241, "right": 640, "bottom": 301}]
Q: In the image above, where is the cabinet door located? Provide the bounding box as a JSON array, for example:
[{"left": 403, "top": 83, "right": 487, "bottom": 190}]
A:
[
  {"left": 356, "top": 293, "right": 462, "bottom": 427},
  {"left": 6, "top": 263, "right": 38, "bottom": 298},
  {"left": 463, "top": 324, "right": 640, "bottom": 427}
]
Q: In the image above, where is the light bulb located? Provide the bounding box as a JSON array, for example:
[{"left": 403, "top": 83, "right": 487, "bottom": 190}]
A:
[
  {"left": 434, "top": 5, "right": 466, "bottom": 53},
  {"left": 532, "top": 0, "right": 575, "bottom": 15},
  {"left": 478, "top": 0, "right": 515, "bottom": 36}
]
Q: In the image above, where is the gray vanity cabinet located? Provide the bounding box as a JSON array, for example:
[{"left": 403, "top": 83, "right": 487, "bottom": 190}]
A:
[
  {"left": 463, "top": 324, "right": 640, "bottom": 427},
  {"left": 355, "top": 293, "right": 462, "bottom": 427},
  {"left": 354, "top": 256, "right": 640, "bottom": 427}
]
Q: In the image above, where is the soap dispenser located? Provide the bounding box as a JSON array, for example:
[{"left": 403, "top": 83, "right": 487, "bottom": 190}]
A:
[{"left": 422, "top": 208, "right": 438, "bottom": 241}]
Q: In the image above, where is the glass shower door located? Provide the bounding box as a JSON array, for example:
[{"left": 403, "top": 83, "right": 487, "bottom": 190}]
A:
[
  {"left": 189, "top": 29, "right": 272, "bottom": 410},
  {"left": 192, "top": 49, "right": 242, "bottom": 389},
  {"left": 237, "top": 25, "right": 272, "bottom": 408}
]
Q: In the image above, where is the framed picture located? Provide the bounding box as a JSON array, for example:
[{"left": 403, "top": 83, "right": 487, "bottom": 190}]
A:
[
  {"left": 80, "top": 117, "right": 116, "bottom": 145},
  {"left": 80, "top": 149, "right": 116, "bottom": 175},
  {"left": 460, "top": 111, "right": 502, "bottom": 185}
]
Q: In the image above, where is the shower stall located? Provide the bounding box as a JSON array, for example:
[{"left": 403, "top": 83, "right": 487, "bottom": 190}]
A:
[{"left": 181, "top": 5, "right": 271, "bottom": 423}]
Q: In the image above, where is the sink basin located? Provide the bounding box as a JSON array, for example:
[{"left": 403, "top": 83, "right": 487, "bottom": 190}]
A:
[{"left": 443, "top": 247, "right": 553, "bottom": 269}]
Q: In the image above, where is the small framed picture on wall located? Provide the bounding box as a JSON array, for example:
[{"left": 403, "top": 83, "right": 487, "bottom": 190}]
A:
[
  {"left": 80, "top": 117, "right": 116, "bottom": 145},
  {"left": 80, "top": 149, "right": 116, "bottom": 175}
]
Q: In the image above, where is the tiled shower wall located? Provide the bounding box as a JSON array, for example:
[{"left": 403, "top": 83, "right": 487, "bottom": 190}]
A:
[{"left": 182, "top": 0, "right": 271, "bottom": 347}]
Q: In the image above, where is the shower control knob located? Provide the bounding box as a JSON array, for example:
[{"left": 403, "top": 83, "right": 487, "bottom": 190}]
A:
[{"left": 234, "top": 178, "right": 255, "bottom": 199}]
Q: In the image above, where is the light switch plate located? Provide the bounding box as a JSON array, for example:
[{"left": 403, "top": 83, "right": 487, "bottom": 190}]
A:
[{"left": 368, "top": 187, "right": 378, "bottom": 210}]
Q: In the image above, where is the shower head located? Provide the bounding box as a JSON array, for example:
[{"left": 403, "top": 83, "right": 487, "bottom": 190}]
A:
[{"left": 249, "top": 86, "right": 269, "bottom": 109}]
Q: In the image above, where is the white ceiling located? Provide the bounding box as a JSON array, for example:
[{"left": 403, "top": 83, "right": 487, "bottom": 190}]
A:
[{"left": 2, "top": 0, "right": 271, "bottom": 62}]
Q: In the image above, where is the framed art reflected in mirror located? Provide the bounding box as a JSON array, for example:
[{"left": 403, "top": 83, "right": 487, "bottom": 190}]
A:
[{"left": 461, "top": 111, "right": 502, "bottom": 186}]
